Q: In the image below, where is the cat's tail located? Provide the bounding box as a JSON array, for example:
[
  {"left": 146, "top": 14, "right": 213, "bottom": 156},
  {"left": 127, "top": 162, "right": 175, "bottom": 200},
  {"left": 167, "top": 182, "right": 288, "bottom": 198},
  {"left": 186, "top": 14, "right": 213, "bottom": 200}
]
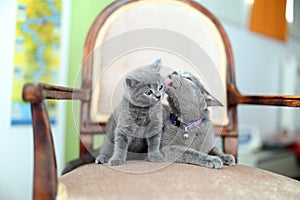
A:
[{"left": 61, "top": 148, "right": 99, "bottom": 175}]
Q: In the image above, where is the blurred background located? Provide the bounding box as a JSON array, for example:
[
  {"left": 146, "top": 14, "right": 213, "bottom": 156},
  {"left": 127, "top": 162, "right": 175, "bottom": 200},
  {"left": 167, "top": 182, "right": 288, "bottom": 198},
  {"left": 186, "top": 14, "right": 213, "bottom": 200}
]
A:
[{"left": 1, "top": 0, "right": 300, "bottom": 199}]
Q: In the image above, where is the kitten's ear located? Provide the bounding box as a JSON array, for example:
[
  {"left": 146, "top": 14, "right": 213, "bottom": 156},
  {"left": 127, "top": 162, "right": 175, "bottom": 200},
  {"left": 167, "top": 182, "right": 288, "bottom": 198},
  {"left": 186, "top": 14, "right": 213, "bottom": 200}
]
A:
[
  {"left": 126, "top": 77, "right": 141, "bottom": 88},
  {"left": 151, "top": 58, "right": 162, "bottom": 71},
  {"left": 203, "top": 90, "right": 223, "bottom": 107}
]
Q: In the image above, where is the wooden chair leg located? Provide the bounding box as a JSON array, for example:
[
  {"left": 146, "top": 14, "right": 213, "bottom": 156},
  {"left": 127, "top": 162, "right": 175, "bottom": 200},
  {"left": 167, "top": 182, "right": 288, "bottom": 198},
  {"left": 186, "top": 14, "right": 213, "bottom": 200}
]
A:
[
  {"left": 31, "top": 101, "right": 57, "bottom": 200},
  {"left": 80, "top": 135, "right": 94, "bottom": 156},
  {"left": 224, "top": 136, "right": 238, "bottom": 163}
]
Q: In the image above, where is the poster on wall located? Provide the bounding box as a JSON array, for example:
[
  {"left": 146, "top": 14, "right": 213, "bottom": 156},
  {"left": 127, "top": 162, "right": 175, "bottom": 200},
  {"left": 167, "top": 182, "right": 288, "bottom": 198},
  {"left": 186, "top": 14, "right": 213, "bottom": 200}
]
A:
[{"left": 11, "top": 0, "right": 62, "bottom": 125}]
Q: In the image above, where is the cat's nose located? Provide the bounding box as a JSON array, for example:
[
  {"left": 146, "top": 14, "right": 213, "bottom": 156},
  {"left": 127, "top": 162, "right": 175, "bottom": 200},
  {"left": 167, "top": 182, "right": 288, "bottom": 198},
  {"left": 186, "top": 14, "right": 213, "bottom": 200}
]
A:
[
  {"left": 156, "top": 95, "right": 161, "bottom": 100},
  {"left": 172, "top": 71, "right": 178, "bottom": 75}
]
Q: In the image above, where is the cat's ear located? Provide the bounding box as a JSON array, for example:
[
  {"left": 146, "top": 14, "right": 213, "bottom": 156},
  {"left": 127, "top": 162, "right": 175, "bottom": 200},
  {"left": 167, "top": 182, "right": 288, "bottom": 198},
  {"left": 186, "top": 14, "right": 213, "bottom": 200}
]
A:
[
  {"left": 126, "top": 77, "right": 141, "bottom": 88},
  {"left": 187, "top": 72, "right": 223, "bottom": 107},
  {"left": 203, "top": 89, "right": 223, "bottom": 107},
  {"left": 151, "top": 58, "right": 162, "bottom": 71}
]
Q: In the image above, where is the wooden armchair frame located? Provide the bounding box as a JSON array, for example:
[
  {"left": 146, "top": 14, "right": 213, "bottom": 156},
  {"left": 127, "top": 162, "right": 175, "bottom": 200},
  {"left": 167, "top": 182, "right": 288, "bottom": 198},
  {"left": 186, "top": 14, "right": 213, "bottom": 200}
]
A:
[{"left": 22, "top": 0, "right": 300, "bottom": 199}]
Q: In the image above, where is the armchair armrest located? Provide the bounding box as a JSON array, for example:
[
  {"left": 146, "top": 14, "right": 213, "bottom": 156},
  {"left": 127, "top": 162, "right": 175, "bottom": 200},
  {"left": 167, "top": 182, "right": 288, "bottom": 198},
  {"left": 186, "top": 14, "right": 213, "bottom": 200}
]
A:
[
  {"left": 238, "top": 94, "right": 300, "bottom": 107},
  {"left": 228, "top": 85, "right": 300, "bottom": 107},
  {"left": 22, "top": 83, "right": 90, "bottom": 200},
  {"left": 22, "top": 83, "right": 90, "bottom": 103}
]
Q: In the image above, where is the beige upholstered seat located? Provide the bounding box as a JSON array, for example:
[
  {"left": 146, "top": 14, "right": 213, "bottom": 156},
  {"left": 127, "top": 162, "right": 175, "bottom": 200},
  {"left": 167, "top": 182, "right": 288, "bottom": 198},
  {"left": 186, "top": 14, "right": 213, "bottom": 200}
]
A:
[{"left": 59, "top": 161, "right": 300, "bottom": 199}]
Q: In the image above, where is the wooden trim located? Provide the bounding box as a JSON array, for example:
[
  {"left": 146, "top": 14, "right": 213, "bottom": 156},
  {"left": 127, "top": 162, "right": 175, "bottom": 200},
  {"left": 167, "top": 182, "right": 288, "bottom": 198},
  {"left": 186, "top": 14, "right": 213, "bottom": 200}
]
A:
[
  {"left": 79, "top": 135, "right": 94, "bottom": 156},
  {"left": 22, "top": 83, "right": 43, "bottom": 102},
  {"left": 40, "top": 83, "right": 90, "bottom": 101},
  {"left": 31, "top": 101, "right": 57, "bottom": 200},
  {"left": 237, "top": 94, "right": 300, "bottom": 107},
  {"left": 224, "top": 137, "right": 238, "bottom": 162},
  {"left": 81, "top": 124, "right": 105, "bottom": 134},
  {"left": 227, "top": 83, "right": 300, "bottom": 107},
  {"left": 23, "top": 83, "right": 90, "bottom": 102}
]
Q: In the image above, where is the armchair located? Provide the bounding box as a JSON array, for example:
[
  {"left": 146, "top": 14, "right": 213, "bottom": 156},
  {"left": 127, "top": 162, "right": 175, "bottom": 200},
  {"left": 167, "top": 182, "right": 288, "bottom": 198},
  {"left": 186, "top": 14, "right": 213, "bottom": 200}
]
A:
[{"left": 23, "top": 0, "right": 300, "bottom": 199}]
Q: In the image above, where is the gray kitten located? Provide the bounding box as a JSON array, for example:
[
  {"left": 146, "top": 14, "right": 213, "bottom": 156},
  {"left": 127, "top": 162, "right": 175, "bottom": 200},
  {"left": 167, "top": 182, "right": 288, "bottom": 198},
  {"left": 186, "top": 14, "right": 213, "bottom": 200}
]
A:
[
  {"left": 95, "top": 59, "right": 166, "bottom": 166},
  {"left": 161, "top": 71, "right": 235, "bottom": 168}
]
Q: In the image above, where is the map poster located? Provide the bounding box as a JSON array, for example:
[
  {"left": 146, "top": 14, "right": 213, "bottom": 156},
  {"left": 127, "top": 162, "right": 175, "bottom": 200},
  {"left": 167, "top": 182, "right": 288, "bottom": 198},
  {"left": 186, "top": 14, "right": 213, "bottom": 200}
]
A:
[{"left": 11, "top": 0, "right": 62, "bottom": 125}]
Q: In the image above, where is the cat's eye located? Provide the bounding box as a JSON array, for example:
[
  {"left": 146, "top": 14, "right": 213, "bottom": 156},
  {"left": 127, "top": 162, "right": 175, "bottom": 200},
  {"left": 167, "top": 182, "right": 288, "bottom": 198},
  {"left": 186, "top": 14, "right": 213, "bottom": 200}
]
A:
[
  {"left": 145, "top": 90, "right": 152, "bottom": 95},
  {"left": 158, "top": 85, "right": 164, "bottom": 91},
  {"left": 184, "top": 77, "right": 192, "bottom": 81}
]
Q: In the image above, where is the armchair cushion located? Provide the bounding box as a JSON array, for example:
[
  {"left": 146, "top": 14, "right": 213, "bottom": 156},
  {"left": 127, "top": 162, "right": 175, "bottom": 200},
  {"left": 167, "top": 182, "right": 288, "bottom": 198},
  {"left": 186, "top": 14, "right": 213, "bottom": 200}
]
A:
[{"left": 59, "top": 161, "right": 300, "bottom": 199}]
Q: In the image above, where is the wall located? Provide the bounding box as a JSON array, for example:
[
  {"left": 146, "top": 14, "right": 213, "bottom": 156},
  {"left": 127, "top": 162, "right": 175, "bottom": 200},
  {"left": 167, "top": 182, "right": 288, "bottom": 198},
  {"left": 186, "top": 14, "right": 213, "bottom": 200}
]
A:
[
  {"left": 64, "top": 0, "right": 114, "bottom": 163},
  {"left": 0, "top": 0, "right": 70, "bottom": 199},
  {"left": 197, "top": 0, "right": 300, "bottom": 138},
  {"left": 225, "top": 23, "right": 300, "bottom": 138}
]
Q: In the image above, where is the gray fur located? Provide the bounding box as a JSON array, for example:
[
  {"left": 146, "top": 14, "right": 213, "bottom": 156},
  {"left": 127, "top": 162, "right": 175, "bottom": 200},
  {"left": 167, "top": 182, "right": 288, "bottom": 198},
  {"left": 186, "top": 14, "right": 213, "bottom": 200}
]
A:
[
  {"left": 95, "top": 59, "right": 166, "bottom": 166},
  {"left": 161, "top": 71, "right": 235, "bottom": 168}
]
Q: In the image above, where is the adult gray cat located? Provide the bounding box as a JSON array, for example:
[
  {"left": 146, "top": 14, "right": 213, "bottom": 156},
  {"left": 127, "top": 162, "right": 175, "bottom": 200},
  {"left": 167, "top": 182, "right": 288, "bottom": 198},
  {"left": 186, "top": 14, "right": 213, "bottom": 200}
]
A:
[
  {"left": 161, "top": 71, "right": 235, "bottom": 168},
  {"left": 95, "top": 59, "right": 166, "bottom": 166}
]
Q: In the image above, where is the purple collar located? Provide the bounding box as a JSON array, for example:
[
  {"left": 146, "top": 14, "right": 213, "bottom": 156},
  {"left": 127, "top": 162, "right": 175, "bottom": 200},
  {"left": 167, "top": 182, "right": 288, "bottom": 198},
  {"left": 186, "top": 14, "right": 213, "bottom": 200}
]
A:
[{"left": 170, "top": 113, "right": 207, "bottom": 132}]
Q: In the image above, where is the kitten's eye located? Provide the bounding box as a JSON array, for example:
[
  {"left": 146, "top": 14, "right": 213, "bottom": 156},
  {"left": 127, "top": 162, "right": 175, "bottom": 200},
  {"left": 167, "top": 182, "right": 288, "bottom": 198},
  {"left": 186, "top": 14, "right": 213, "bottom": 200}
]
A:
[
  {"left": 159, "top": 85, "right": 164, "bottom": 91},
  {"left": 145, "top": 90, "right": 152, "bottom": 95}
]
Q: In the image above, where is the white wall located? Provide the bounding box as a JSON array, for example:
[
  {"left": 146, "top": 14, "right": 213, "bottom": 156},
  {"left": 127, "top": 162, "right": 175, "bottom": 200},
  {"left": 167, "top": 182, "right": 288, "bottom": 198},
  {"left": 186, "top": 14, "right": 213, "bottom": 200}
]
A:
[
  {"left": 224, "top": 23, "right": 300, "bottom": 138},
  {"left": 197, "top": 0, "right": 300, "bottom": 138},
  {"left": 0, "top": 1, "right": 70, "bottom": 199}
]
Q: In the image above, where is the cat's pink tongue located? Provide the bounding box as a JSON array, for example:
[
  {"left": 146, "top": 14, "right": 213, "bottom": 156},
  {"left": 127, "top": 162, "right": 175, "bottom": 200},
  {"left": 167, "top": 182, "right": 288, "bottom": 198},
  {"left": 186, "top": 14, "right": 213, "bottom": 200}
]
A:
[{"left": 165, "top": 76, "right": 172, "bottom": 85}]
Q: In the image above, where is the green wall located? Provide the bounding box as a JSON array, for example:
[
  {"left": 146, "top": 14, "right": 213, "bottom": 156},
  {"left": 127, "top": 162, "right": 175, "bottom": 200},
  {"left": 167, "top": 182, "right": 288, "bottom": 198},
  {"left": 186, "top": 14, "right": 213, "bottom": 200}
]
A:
[{"left": 65, "top": 0, "right": 114, "bottom": 163}]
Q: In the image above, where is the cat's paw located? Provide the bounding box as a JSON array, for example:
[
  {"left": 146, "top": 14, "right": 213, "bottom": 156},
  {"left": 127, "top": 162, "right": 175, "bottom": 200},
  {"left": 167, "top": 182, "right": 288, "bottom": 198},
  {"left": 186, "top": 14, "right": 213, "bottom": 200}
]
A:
[
  {"left": 148, "top": 152, "right": 165, "bottom": 162},
  {"left": 204, "top": 156, "right": 223, "bottom": 169},
  {"left": 95, "top": 155, "right": 109, "bottom": 164},
  {"left": 222, "top": 154, "right": 235, "bottom": 166},
  {"left": 108, "top": 158, "right": 125, "bottom": 166}
]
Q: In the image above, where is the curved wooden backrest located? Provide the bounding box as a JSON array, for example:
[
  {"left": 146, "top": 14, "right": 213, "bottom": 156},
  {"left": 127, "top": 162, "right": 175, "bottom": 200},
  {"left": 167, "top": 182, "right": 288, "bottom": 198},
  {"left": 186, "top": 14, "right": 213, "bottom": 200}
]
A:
[{"left": 80, "top": 0, "right": 237, "bottom": 157}]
